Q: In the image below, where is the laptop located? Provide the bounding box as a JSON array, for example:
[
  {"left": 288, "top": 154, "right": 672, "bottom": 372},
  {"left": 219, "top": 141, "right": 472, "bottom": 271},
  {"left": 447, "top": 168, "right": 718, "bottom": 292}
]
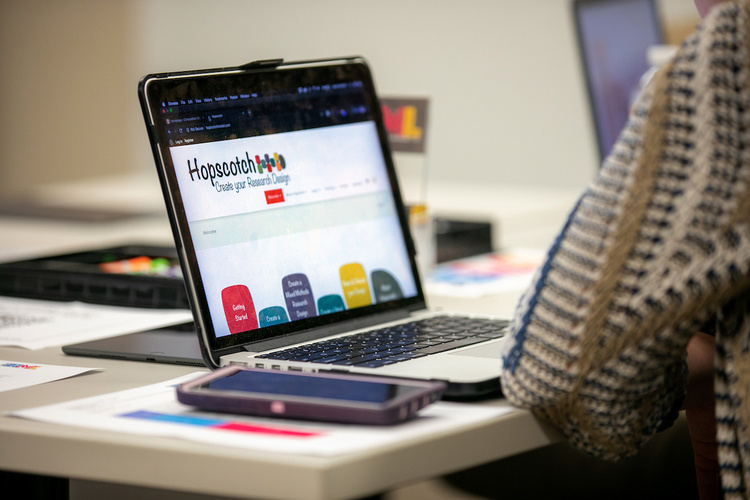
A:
[
  {"left": 573, "top": 0, "right": 664, "bottom": 161},
  {"left": 138, "top": 57, "right": 508, "bottom": 398}
]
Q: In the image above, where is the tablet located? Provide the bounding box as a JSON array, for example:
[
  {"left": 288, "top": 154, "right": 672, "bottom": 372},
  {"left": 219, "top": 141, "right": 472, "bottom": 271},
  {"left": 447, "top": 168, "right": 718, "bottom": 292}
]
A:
[{"left": 176, "top": 365, "right": 446, "bottom": 425}]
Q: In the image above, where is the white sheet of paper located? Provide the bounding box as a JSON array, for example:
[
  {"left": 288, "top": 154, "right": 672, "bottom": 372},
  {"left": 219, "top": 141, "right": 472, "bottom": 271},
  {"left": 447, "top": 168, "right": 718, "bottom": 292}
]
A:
[
  {"left": 11, "top": 372, "right": 513, "bottom": 457},
  {"left": 0, "top": 359, "right": 101, "bottom": 392},
  {"left": 0, "top": 296, "right": 193, "bottom": 349}
]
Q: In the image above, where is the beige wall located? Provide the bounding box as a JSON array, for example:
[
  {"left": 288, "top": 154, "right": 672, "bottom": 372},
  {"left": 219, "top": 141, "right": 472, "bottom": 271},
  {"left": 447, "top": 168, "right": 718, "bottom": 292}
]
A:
[
  {"left": 0, "top": 1, "right": 135, "bottom": 197},
  {"left": 0, "top": 0, "right": 701, "bottom": 199},
  {"left": 130, "top": 0, "right": 595, "bottom": 192}
]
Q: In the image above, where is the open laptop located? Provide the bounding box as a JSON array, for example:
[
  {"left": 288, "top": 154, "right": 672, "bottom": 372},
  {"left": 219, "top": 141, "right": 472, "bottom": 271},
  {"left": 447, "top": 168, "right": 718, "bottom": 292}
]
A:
[
  {"left": 573, "top": 0, "right": 664, "bottom": 161},
  {"left": 138, "top": 57, "right": 508, "bottom": 398}
]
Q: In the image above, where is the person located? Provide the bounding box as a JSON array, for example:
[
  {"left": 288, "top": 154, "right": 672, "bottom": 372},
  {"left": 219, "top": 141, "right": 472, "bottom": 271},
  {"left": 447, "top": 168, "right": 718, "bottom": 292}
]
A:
[{"left": 499, "top": 1, "right": 750, "bottom": 499}]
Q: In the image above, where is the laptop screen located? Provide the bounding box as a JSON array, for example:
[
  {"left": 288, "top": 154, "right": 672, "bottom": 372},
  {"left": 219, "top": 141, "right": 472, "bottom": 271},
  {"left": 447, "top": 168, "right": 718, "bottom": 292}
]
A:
[
  {"left": 573, "top": 0, "right": 663, "bottom": 161},
  {"left": 142, "top": 61, "right": 422, "bottom": 347}
]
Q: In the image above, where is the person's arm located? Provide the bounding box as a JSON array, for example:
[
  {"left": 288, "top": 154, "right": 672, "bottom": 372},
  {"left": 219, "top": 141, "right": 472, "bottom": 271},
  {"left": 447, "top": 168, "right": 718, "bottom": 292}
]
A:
[{"left": 500, "top": 0, "right": 750, "bottom": 462}]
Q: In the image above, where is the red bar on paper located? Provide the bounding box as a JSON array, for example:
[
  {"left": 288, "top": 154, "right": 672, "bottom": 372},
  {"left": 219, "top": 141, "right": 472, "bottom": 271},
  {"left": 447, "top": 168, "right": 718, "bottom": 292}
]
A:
[
  {"left": 214, "top": 422, "right": 321, "bottom": 437},
  {"left": 265, "top": 189, "right": 285, "bottom": 204}
]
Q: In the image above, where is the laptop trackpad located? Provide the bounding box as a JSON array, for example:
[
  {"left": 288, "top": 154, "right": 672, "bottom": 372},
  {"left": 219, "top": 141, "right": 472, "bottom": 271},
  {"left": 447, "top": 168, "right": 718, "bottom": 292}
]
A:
[{"left": 448, "top": 341, "right": 503, "bottom": 360}]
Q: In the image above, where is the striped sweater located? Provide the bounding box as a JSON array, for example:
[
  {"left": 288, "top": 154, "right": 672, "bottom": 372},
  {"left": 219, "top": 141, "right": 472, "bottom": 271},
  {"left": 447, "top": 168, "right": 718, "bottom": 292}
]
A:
[{"left": 500, "top": 1, "right": 750, "bottom": 497}]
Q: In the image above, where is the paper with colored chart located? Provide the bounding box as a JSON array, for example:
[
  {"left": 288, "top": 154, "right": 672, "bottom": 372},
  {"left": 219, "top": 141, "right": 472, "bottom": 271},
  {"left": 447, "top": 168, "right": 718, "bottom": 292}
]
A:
[
  {"left": 426, "top": 250, "right": 544, "bottom": 298},
  {"left": 0, "top": 360, "right": 101, "bottom": 392},
  {"left": 10, "top": 372, "right": 513, "bottom": 457},
  {"left": 0, "top": 296, "right": 193, "bottom": 350}
]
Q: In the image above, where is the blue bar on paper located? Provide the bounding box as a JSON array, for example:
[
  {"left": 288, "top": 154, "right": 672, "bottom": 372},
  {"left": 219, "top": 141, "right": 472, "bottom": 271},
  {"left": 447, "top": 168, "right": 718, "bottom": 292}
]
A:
[{"left": 120, "top": 410, "right": 224, "bottom": 427}]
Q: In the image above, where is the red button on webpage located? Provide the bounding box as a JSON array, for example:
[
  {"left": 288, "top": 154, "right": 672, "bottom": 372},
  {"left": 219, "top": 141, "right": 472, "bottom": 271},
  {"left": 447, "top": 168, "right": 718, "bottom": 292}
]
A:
[{"left": 265, "top": 189, "right": 285, "bottom": 204}]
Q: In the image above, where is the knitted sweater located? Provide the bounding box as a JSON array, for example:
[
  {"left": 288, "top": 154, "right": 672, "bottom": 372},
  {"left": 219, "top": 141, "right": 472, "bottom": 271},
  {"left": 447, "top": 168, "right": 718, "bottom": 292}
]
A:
[{"left": 500, "top": 2, "right": 750, "bottom": 498}]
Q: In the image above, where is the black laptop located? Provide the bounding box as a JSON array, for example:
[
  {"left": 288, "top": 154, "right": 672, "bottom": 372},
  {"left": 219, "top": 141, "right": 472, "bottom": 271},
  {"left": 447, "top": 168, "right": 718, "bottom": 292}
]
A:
[{"left": 573, "top": 0, "right": 664, "bottom": 161}]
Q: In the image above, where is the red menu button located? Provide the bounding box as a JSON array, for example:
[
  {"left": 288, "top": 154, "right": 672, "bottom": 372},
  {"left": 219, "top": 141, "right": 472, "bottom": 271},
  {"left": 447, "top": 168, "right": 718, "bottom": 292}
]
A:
[{"left": 265, "top": 189, "right": 285, "bottom": 204}]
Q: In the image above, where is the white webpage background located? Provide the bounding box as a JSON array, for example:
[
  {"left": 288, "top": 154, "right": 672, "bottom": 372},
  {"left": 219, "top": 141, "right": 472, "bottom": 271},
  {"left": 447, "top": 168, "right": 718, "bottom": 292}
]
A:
[
  {"left": 169, "top": 122, "right": 390, "bottom": 222},
  {"left": 168, "top": 122, "right": 417, "bottom": 338}
]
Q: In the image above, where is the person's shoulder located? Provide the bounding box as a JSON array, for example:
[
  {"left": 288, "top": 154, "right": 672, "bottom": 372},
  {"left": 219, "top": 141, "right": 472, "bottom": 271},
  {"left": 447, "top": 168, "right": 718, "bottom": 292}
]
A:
[{"left": 704, "top": 0, "right": 747, "bottom": 24}]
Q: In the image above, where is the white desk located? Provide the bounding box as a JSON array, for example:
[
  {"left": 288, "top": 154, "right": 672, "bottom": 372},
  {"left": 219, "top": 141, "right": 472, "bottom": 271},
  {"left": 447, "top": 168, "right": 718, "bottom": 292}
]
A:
[
  {"left": 0, "top": 318, "right": 558, "bottom": 500},
  {"left": 0, "top": 178, "right": 566, "bottom": 500}
]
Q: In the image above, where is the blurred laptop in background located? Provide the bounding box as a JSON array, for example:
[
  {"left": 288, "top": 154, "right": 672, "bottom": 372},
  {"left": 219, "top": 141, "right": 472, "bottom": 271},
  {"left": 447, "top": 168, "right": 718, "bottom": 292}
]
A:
[{"left": 573, "top": 0, "right": 664, "bottom": 162}]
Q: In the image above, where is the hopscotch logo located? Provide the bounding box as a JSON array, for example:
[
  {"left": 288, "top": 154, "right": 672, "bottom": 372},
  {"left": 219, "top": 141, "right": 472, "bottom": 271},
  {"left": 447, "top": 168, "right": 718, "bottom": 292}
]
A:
[
  {"left": 255, "top": 153, "right": 286, "bottom": 174},
  {"left": 187, "top": 152, "right": 287, "bottom": 186}
]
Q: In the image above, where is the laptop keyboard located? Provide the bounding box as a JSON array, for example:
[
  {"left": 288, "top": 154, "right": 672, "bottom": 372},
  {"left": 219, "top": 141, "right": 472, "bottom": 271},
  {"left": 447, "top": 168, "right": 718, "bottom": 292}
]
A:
[{"left": 256, "top": 315, "right": 509, "bottom": 368}]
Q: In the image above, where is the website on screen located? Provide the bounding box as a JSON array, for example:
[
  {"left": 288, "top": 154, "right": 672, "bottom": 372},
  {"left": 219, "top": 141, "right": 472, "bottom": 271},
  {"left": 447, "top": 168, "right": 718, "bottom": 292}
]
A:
[{"left": 168, "top": 121, "right": 418, "bottom": 338}]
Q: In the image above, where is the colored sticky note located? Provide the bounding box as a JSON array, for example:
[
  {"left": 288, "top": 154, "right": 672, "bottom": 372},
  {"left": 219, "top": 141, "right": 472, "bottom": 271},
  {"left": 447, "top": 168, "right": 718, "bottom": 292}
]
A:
[
  {"left": 371, "top": 270, "right": 403, "bottom": 303},
  {"left": 317, "top": 294, "right": 346, "bottom": 315},
  {"left": 282, "top": 273, "right": 317, "bottom": 320},
  {"left": 340, "top": 263, "right": 372, "bottom": 309},
  {"left": 259, "top": 306, "right": 290, "bottom": 327},
  {"left": 221, "top": 285, "right": 258, "bottom": 334}
]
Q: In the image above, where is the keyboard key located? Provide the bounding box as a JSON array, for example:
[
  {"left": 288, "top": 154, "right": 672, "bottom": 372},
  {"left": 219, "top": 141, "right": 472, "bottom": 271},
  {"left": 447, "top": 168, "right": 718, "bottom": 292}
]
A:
[{"left": 416, "top": 336, "right": 488, "bottom": 354}]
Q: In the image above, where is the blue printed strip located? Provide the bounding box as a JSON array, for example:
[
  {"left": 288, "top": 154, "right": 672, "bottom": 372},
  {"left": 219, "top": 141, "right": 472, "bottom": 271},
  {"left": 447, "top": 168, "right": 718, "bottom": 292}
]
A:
[{"left": 120, "top": 410, "right": 224, "bottom": 427}]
